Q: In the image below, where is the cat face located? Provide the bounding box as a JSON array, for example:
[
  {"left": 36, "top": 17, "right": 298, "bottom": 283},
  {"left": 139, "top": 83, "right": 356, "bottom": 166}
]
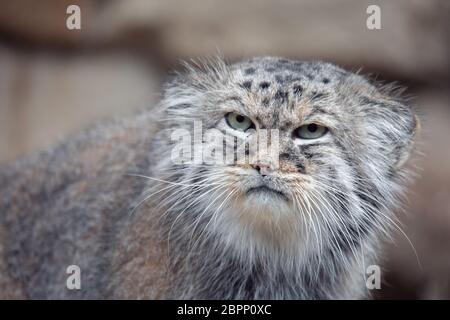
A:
[{"left": 156, "top": 57, "right": 418, "bottom": 259}]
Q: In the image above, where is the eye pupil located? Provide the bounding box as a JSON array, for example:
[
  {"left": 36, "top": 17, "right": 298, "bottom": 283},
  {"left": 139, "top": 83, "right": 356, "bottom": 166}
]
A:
[
  {"left": 307, "top": 123, "right": 317, "bottom": 132},
  {"left": 236, "top": 115, "right": 245, "bottom": 123}
]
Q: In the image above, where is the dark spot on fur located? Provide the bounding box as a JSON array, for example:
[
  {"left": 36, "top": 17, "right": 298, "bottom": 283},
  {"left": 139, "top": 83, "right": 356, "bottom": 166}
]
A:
[
  {"left": 262, "top": 97, "right": 270, "bottom": 106},
  {"left": 274, "top": 90, "right": 288, "bottom": 103},
  {"left": 259, "top": 82, "right": 270, "bottom": 90},
  {"left": 295, "top": 163, "right": 305, "bottom": 173},
  {"left": 280, "top": 120, "right": 292, "bottom": 130},
  {"left": 293, "top": 85, "right": 303, "bottom": 96},
  {"left": 279, "top": 153, "right": 291, "bottom": 161},
  {"left": 240, "top": 81, "right": 252, "bottom": 90},
  {"left": 303, "top": 151, "right": 313, "bottom": 160},
  {"left": 245, "top": 67, "right": 256, "bottom": 75},
  {"left": 322, "top": 78, "right": 330, "bottom": 84}
]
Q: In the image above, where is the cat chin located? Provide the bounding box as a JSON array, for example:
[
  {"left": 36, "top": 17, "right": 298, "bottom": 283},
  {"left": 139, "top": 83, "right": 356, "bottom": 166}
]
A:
[
  {"left": 240, "top": 193, "right": 292, "bottom": 218},
  {"left": 215, "top": 204, "right": 311, "bottom": 264},
  {"left": 214, "top": 195, "right": 308, "bottom": 252}
]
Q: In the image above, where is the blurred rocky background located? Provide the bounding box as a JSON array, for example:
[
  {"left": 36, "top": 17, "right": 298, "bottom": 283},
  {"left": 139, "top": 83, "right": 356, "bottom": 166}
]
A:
[{"left": 0, "top": 0, "right": 449, "bottom": 299}]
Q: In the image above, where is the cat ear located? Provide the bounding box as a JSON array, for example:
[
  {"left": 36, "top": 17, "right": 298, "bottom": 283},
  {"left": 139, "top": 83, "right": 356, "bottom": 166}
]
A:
[
  {"left": 362, "top": 97, "right": 419, "bottom": 172},
  {"left": 366, "top": 81, "right": 420, "bottom": 170},
  {"left": 394, "top": 114, "right": 420, "bottom": 169}
]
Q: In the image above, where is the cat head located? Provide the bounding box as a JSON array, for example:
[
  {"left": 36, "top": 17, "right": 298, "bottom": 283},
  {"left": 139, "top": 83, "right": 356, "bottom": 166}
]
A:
[{"left": 151, "top": 56, "right": 419, "bottom": 263}]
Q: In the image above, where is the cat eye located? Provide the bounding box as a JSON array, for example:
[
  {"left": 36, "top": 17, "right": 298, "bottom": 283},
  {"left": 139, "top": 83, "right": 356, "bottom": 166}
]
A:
[
  {"left": 225, "top": 112, "right": 254, "bottom": 132},
  {"left": 294, "top": 123, "right": 328, "bottom": 139}
]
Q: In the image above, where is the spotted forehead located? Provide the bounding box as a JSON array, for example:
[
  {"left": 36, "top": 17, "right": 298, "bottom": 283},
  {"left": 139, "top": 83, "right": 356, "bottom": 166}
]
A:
[{"left": 228, "top": 57, "right": 351, "bottom": 112}]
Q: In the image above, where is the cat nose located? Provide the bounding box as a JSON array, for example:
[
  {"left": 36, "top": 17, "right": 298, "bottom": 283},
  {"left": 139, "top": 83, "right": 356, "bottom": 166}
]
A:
[{"left": 252, "top": 162, "right": 273, "bottom": 176}]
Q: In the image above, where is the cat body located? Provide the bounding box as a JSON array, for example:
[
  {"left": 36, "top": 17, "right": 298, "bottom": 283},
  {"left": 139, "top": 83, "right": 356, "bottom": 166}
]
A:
[{"left": 0, "top": 57, "right": 418, "bottom": 299}]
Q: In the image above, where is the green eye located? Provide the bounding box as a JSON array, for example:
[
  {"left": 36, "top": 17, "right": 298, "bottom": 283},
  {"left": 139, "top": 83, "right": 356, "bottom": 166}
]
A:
[
  {"left": 225, "top": 113, "right": 254, "bottom": 131},
  {"left": 294, "top": 123, "right": 328, "bottom": 139}
]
